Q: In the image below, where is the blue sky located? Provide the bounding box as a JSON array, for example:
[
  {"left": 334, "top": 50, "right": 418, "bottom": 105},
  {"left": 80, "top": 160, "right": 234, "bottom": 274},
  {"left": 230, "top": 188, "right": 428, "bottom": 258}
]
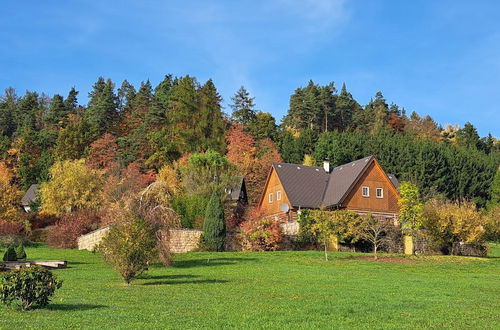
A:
[{"left": 1, "top": 0, "right": 499, "bottom": 136}]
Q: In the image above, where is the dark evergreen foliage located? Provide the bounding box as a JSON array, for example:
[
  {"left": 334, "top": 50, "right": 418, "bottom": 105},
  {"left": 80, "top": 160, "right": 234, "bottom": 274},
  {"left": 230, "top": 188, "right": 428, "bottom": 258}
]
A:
[{"left": 201, "top": 192, "right": 226, "bottom": 251}]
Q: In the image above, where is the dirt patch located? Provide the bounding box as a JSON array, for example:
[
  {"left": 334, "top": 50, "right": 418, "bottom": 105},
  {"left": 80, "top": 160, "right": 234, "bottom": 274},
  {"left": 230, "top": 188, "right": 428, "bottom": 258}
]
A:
[{"left": 355, "top": 256, "right": 417, "bottom": 264}]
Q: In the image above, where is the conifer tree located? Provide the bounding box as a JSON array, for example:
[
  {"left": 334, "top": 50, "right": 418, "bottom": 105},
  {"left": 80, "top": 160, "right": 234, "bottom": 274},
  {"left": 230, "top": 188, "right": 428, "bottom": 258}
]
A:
[
  {"left": 64, "top": 87, "right": 79, "bottom": 114},
  {"left": 198, "top": 79, "right": 226, "bottom": 153},
  {"left": 85, "top": 78, "right": 118, "bottom": 138},
  {"left": 201, "top": 192, "right": 226, "bottom": 251},
  {"left": 230, "top": 86, "right": 257, "bottom": 126},
  {"left": 45, "top": 94, "right": 67, "bottom": 127}
]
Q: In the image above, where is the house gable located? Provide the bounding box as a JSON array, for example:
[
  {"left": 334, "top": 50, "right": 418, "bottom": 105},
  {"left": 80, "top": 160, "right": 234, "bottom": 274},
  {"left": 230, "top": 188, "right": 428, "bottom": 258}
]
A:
[
  {"left": 258, "top": 167, "right": 292, "bottom": 215},
  {"left": 341, "top": 159, "right": 400, "bottom": 215}
]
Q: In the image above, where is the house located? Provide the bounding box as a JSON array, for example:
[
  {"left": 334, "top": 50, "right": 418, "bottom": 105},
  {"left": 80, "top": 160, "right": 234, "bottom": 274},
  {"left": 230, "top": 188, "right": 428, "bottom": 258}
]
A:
[
  {"left": 21, "top": 184, "right": 39, "bottom": 212},
  {"left": 258, "top": 156, "right": 400, "bottom": 220},
  {"left": 225, "top": 176, "right": 248, "bottom": 205}
]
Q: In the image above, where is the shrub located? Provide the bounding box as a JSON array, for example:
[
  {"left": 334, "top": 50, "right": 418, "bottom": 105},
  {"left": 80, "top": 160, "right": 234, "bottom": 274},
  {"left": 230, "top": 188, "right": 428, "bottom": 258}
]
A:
[
  {"left": 239, "top": 209, "right": 283, "bottom": 251},
  {"left": 101, "top": 215, "right": 157, "bottom": 284},
  {"left": 15, "top": 244, "right": 26, "bottom": 260},
  {"left": 0, "top": 221, "right": 24, "bottom": 236},
  {"left": 172, "top": 194, "right": 208, "bottom": 229},
  {"left": 200, "top": 192, "right": 226, "bottom": 251},
  {"left": 0, "top": 266, "right": 62, "bottom": 310},
  {"left": 422, "top": 199, "right": 488, "bottom": 254},
  {"left": 46, "top": 210, "right": 100, "bottom": 249},
  {"left": 2, "top": 247, "right": 17, "bottom": 261}
]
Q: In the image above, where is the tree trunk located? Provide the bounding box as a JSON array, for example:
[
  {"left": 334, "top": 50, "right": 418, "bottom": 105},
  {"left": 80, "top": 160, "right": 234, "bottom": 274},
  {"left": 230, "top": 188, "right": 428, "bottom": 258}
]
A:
[
  {"left": 324, "top": 241, "right": 328, "bottom": 261},
  {"left": 373, "top": 242, "right": 378, "bottom": 260}
]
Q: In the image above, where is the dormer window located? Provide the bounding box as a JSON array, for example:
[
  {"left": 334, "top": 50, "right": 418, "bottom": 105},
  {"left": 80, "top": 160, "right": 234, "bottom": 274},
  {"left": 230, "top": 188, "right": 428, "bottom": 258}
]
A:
[
  {"left": 376, "top": 188, "right": 383, "bottom": 198},
  {"left": 362, "top": 186, "right": 369, "bottom": 197},
  {"left": 277, "top": 190, "right": 282, "bottom": 201},
  {"left": 269, "top": 193, "right": 273, "bottom": 203}
]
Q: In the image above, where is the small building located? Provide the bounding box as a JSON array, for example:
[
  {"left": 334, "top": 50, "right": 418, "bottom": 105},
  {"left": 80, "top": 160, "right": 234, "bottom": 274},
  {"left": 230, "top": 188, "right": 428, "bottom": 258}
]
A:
[
  {"left": 225, "top": 176, "right": 248, "bottom": 205},
  {"left": 21, "top": 184, "right": 39, "bottom": 212},
  {"left": 258, "top": 156, "right": 400, "bottom": 221}
]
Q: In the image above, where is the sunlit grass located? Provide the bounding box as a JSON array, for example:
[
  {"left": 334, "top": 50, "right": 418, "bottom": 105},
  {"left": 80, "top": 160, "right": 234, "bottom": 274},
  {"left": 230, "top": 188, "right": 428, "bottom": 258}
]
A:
[{"left": 0, "top": 244, "right": 498, "bottom": 329}]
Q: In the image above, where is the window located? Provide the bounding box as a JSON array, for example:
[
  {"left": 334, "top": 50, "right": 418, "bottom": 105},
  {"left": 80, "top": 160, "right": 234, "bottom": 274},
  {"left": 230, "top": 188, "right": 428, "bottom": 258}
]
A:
[
  {"left": 277, "top": 190, "right": 282, "bottom": 201},
  {"left": 269, "top": 193, "right": 273, "bottom": 203},
  {"left": 362, "top": 186, "right": 370, "bottom": 197},
  {"left": 376, "top": 188, "right": 384, "bottom": 198}
]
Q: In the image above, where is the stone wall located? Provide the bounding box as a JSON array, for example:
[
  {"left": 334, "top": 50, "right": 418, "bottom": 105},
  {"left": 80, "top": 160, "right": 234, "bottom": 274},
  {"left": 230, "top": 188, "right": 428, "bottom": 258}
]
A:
[
  {"left": 77, "top": 226, "right": 110, "bottom": 251},
  {"left": 168, "top": 229, "right": 203, "bottom": 253}
]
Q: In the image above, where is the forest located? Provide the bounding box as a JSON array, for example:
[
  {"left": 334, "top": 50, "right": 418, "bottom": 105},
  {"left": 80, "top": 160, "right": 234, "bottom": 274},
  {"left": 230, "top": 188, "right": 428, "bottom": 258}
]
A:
[{"left": 0, "top": 75, "right": 498, "bottom": 236}]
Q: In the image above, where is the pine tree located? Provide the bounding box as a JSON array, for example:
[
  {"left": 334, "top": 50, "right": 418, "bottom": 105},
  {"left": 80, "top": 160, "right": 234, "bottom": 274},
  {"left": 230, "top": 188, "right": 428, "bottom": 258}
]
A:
[
  {"left": 335, "top": 83, "right": 360, "bottom": 130},
  {"left": 457, "top": 122, "right": 480, "bottom": 149},
  {"left": 64, "top": 87, "right": 79, "bottom": 114},
  {"left": 45, "top": 94, "right": 67, "bottom": 127},
  {"left": 85, "top": 78, "right": 118, "bottom": 138},
  {"left": 198, "top": 79, "right": 226, "bottom": 153},
  {"left": 0, "top": 87, "right": 17, "bottom": 137},
  {"left": 230, "top": 86, "right": 257, "bottom": 126},
  {"left": 249, "top": 111, "right": 278, "bottom": 141},
  {"left": 117, "top": 80, "right": 136, "bottom": 113},
  {"left": 201, "top": 192, "right": 226, "bottom": 251}
]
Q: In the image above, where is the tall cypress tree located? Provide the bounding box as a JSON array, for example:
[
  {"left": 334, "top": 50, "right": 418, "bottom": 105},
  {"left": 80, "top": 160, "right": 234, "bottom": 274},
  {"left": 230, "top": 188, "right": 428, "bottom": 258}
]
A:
[{"left": 201, "top": 192, "right": 226, "bottom": 252}]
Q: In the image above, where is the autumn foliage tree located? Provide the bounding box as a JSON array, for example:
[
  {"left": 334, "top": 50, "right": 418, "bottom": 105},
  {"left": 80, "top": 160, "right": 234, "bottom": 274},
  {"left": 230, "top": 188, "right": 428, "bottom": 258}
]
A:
[
  {"left": 0, "top": 162, "right": 27, "bottom": 228},
  {"left": 226, "top": 124, "right": 282, "bottom": 204},
  {"left": 40, "top": 159, "right": 104, "bottom": 216},
  {"left": 85, "top": 133, "right": 119, "bottom": 172}
]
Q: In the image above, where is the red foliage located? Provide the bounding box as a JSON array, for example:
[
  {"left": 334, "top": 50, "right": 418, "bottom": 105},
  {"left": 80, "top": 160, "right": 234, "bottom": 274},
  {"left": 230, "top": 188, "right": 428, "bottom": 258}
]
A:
[
  {"left": 86, "top": 133, "right": 119, "bottom": 172},
  {"left": 238, "top": 208, "right": 283, "bottom": 251},
  {"left": 46, "top": 210, "right": 100, "bottom": 249},
  {"left": 226, "top": 125, "right": 282, "bottom": 205},
  {"left": 29, "top": 214, "right": 59, "bottom": 230},
  {"left": 388, "top": 113, "right": 405, "bottom": 133},
  {"left": 0, "top": 221, "right": 24, "bottom": 236}
]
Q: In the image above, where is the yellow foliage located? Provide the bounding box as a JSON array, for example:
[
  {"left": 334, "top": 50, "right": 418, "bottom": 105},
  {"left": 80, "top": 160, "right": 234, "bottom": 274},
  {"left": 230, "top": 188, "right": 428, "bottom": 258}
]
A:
[
  {"left": 422, "top": 199, "right": 486, "bottom": 244},
  {"left": 40, "top": 159, "right": 104, "bottom": 216},
  {"left": 302, "top": 155, "right": 315, "bottom": 166},
  {"left": 0, "top": 181, "right": 25, "bottom": 223},
  {"left": 157, "top": 165, "right": 181, "bottom": 195}
]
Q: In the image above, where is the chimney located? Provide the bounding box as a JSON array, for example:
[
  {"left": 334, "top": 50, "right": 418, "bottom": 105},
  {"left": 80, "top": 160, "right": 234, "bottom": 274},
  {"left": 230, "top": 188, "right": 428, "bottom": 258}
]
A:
[{"left": 323, "top": 160, "right": 330, "bottom": 173}]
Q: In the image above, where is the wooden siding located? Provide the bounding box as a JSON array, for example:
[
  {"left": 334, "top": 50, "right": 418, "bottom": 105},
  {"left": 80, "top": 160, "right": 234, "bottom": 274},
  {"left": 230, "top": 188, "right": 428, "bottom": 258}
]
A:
[
  {"left": 259, "top": 167, "right": 292, "bottom": 215},
  {"left": 342, "top": 160, "right": 399, "bottom": 215}
]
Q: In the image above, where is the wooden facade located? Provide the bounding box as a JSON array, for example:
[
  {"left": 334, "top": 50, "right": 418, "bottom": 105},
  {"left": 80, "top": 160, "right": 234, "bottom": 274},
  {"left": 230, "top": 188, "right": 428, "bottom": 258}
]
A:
[
  {"left": 258, "top": 167, "right": 291, "bottom": 215},
  {"left": 342, "top": 160, "right": 399, "bottom": 217},
  {"left": 258, "top": 157, "right": 399, "bottom": 219}
]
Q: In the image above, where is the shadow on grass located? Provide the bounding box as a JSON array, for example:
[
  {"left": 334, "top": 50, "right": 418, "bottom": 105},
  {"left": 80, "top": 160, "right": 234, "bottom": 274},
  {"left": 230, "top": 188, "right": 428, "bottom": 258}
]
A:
[
  {"left": 137, "top": 274, "right": 200, "bottom": 280},
  {"left": 46, "top": 303, "right": 107, "bottom": 311},
  {"left": 142, "top": 279, "right": 229, "bottom": 286},
  {"left": 173, "top": 257, "right": 257, "bottom": 268}
]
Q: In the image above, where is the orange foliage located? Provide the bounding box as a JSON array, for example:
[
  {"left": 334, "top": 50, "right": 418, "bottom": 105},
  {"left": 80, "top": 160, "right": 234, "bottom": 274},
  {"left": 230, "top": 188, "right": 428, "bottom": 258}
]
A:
[
  {"left": 86, "top": 133, "right": 119, "bottom": 172},
  {"left": 226, "top": 125, "right": 282, "bottom": 204}
]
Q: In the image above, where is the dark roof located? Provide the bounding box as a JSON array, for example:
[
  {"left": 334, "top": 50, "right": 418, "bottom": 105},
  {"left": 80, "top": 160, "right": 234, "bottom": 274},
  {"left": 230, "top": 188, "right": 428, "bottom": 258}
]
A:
[
  {"left": 21, "top": 184, "right": 39, "bottom": 206},
  {"left": 272, "top": 156, "right": 397, "bottom": 209},
  {"left": 227, "top": 176, "right": 246, "bottom": 201},
  {"left": 272, "top": 163, "right": 329, "bottom": 208},
  {"left": 387, "top": 174, "right": 399, "bottom": 189},
  {"left": 322, "top": 156, "right": 374, "bottom": 207}
]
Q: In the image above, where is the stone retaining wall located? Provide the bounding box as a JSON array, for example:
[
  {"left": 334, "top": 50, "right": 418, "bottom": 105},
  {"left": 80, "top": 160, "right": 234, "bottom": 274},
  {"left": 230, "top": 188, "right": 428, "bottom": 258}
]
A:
[
  {"left": 77, "top": 226, "right": 110, "bottom": 251},
  {"left": 169, "top": 229, "right": 203, "bottom": 253}
]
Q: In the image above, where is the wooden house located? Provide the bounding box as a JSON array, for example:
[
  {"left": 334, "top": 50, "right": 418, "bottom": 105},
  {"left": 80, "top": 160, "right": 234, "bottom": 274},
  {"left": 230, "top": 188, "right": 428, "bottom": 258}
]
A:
[{"left": 258, "top": 156, "right": 400, "bottom": 221}]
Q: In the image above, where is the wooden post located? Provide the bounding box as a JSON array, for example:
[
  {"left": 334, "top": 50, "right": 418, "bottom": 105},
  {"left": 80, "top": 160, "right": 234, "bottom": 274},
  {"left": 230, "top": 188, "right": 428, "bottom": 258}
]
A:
[
  {"left": 404, "top": 235, "right": 414, "bottom": 255},
  {"left": 329, "top": 235, "right": 339, "bottom": 251}
]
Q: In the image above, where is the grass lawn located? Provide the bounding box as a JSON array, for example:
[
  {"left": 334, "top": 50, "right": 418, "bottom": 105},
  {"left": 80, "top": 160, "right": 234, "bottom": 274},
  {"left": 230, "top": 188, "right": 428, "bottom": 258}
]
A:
[{"left": 0, "top": 244, "right": 499, "bottom": 329}]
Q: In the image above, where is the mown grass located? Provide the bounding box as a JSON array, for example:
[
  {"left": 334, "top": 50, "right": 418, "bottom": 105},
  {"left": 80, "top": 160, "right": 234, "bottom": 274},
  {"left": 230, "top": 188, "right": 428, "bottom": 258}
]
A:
[{"left": 0, "top": 244, "right": 499, "bottom": 329}]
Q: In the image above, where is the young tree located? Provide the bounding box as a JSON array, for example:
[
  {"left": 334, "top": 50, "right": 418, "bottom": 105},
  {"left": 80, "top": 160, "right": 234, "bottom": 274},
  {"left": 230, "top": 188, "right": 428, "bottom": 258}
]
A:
[
  {"left": 40, "top": 159, "right": 104, "bottom": 216},
  {"left": 200, "top": 192, "right": 226, "bottom": 251},
  {"left": 360, "top": 214, "right": 390, "bottom": 260},
  {"left": 398, "top": 182, "right": 424, "bottom": 240}
]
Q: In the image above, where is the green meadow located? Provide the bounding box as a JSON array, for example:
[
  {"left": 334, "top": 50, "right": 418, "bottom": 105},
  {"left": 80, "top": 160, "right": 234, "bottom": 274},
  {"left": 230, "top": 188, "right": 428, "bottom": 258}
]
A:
[{"left": 1, "top": 244, "right": 499, "bottom": 329}]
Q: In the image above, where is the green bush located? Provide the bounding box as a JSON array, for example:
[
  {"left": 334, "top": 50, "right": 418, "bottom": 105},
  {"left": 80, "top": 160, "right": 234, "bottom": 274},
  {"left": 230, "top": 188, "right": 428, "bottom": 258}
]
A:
[
  {"left": 200, "top": 192, "right": 226, "bottom": 251},
  {"left": 15, "top": 244, "right": 26, "bottom": 260},
  {"left": 0, "top": 266, "right": 62, "bottom": 310},
  {"left": 3, "top": 247, "right": 17, "bottom": 262},
  {"left": 172, "top": 194, "right": 208, "bottom": 229},
  {"left": 101, "top": 216, "right": 157, "bottom": 284}
]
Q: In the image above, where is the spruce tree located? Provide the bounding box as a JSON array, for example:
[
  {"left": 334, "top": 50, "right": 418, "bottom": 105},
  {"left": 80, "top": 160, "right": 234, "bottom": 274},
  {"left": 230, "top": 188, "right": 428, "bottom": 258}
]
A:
[
  {"left": 3, "top": 246, "right": 17, "bottom": 262},
  {"left": 45, "top": 94, "right": 67, "bottom": 127},
  {"left": 198, "top": 79, "right": 226, "bottom": 153},
  {"left": 64, "top": 87, "right": 79, "bottom": 114},
  {"left": 201, "top": 192, "right": 226, "bottom": 252},
  {"left": 230, "top": 86, "right": 257, "bottom": 126}
]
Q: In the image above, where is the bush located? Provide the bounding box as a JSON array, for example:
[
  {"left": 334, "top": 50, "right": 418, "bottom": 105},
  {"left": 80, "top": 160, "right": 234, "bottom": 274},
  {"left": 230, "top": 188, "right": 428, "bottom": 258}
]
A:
[
  {"left": 172, "top": 194, "right": 208, "bottom": 229},
  {"left": 239, "top": 209, "right": 283, "bottom": 251},
  {"left": 15, "top": 244, "right": 26, "bottom": 260},
  {"left": 0, "top": 266, "right": 62, "bottom": 310},
  {"left": 422, "top": 199, "right": 488, "bottom": 255},
  {"left": 200, "top": 192, "right": 226, "bottom": 251},
  {"left": 0, "top": 221, "right": 24, "bottom": 236},
  {"left": 46, "top": 210, "right": 100, "bottom": 249},
  {"left": 101, "top": 215, "right": 157, "bottom": 284},
  {"left": 2, "top": 247, "right": 17, "bottom": 261}
]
